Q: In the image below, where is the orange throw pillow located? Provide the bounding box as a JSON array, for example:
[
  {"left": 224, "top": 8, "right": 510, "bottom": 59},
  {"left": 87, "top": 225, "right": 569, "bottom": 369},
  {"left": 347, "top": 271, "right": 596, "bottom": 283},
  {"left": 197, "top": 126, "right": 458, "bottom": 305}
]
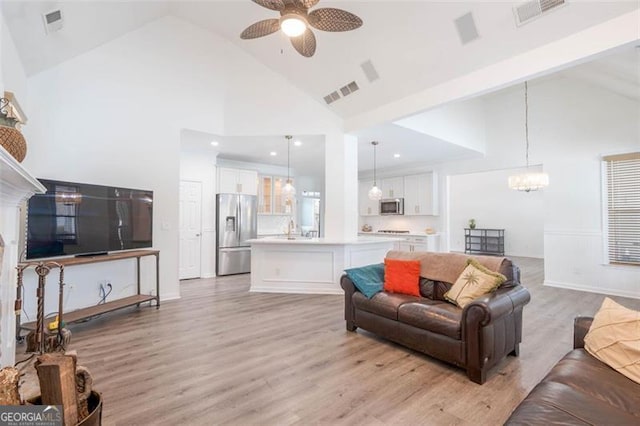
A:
[{"left": 384, "top": 258, "right": 421, "bottom": 297}]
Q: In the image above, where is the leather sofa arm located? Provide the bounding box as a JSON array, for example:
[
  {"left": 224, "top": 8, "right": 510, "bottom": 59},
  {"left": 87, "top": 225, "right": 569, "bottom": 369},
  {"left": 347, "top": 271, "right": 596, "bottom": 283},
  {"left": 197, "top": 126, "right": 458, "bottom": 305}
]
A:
[
  {"left": 340, "top": 274, "right": 358, "bottom": 330},
  {"left": 574, "top": 317, "right": 593, "bottom": 349},
  {"left": 462, "top": 285, "right": 531, "bottom": 327}
]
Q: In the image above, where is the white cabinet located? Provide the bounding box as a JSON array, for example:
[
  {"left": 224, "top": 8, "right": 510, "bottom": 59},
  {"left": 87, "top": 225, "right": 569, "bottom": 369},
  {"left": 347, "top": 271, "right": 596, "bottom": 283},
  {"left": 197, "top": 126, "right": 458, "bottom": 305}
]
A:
[
  {"left": 218, "top": 167, "right": 258, "bottom": 195},
  {"left": 380, "top": 176, "right": 404, "bottom": 199},
  {"left": 394, "top": 235, "right": 439, "bottom": 252},
  {"left": 358, "top": 179, "right": 379, "bottom": 216},
  {"left": 404, "top": 172, "right": 438, "bottom": 216},
  {"left": 258, "top": 175, "right": 295, "bottom": 214}
]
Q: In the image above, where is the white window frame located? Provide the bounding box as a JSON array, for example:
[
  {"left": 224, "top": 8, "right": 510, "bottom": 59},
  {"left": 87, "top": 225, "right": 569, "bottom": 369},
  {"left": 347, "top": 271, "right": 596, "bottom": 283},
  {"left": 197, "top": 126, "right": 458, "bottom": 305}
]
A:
[{"left": 601, "top": 152, "right": 640, "bottom": 267}]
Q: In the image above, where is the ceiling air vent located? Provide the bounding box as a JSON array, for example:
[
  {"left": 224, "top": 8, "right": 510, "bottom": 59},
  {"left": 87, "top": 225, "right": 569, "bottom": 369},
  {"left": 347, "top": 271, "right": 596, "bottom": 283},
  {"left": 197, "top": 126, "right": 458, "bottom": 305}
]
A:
[
  {"left": 360, "top": 60, "right": 380, "bottom": 83},
  {"left": 340, "top": 81, "right": 360, "bottom": 97},
  {"left": 514, "top": 0, "right": 565, "bottom": 26},
  {"left": 454, "top": 12, "right": 480, "bottom": 45},
  {"left": 42, "top": 9, "right": 64, "bottom": 34},
  {"left": 323, "top": 81, "right": 359, "bottom": 105},
  {"left": 323, "top": 91, "right": 341, "bottom": 105}
]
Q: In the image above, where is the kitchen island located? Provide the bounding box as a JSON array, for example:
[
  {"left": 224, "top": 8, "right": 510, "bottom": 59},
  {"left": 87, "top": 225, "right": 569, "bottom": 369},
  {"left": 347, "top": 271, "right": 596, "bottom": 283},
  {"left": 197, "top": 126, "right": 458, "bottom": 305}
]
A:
[{"left": 248, "top": 236, "right": 399, "bottom": 294}]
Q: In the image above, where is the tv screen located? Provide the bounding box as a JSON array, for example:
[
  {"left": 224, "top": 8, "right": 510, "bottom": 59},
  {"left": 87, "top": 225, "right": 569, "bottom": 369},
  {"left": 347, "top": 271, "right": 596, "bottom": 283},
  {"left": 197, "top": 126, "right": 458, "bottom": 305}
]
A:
[{"left": 26, "top": 179, "right": 153, "bottom": 260}]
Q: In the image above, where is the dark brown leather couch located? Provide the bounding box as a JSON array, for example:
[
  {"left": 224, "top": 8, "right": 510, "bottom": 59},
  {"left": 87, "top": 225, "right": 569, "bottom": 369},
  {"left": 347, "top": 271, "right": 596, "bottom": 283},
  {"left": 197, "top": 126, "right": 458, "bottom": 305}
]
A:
[
  {"left": 506, "top": 317, "right": 640, "bottom": 424},
  {"left": 340, "top": 252, "right": 530, "bottom": 384}
]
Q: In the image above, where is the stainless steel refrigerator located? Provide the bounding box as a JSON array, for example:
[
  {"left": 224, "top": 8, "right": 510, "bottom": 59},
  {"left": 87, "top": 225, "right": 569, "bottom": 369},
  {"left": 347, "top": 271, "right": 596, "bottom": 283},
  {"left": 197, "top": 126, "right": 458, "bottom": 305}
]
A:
[{"left": 216, "top": 194, "right": 257, "bottom": 276}]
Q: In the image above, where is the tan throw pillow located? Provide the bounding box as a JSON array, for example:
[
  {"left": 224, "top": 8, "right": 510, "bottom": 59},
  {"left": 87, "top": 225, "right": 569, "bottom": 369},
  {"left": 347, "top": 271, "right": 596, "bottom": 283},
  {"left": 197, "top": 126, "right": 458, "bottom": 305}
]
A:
[
  {"left": 444, "top": 259, "right": 506, "bottom": 308},
  {"left": 584, "top": 297, "right": 640, "bottom": 385}
]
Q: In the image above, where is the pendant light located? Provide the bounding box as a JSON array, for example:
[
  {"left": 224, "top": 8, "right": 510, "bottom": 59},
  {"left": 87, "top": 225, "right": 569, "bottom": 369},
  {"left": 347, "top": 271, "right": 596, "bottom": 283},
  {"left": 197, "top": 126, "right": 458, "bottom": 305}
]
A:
[
  {"left": 368, "top": 141, "right": 383, "bottom": 200},
  {"left": 283, "top": 135, "right": 296, "bottom": 198},
  {"left": 508, "top": 81, "right": 549, "bottom": 192}
]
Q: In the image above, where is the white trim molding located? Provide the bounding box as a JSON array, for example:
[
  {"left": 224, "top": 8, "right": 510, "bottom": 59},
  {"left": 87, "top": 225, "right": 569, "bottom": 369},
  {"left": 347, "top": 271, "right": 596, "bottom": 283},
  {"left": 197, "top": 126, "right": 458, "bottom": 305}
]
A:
[{"left": 544, "top": 280, "right": 639, "bottom": 300}]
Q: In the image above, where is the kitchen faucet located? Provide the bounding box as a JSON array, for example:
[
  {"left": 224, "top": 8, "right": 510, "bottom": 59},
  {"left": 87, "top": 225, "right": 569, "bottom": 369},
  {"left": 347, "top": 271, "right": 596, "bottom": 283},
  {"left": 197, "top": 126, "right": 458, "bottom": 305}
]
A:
[{"left": 287, "top": 219, "right": 295, "bottom": 240}]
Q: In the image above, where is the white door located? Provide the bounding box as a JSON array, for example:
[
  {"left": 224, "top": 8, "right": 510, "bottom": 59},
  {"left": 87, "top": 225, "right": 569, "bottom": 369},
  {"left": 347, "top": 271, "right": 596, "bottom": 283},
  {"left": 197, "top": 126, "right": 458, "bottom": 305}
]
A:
[{"left": 179, "top": 181, "right": 202, "bottom": 279}]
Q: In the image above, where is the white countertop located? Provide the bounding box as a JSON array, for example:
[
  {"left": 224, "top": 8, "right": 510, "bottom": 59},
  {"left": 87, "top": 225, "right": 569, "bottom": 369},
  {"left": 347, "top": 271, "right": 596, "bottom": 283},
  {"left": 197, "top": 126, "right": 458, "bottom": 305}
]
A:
[
  {"left": 358, "top": 232, "right": 440, "bottom": 237},
  {"left": 248, "top": 236, "right": 402, "bottom": 245}
]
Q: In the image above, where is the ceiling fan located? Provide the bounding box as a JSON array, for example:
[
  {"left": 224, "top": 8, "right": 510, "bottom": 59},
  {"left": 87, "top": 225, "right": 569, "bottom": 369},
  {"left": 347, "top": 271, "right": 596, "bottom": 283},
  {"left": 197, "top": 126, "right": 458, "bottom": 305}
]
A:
[{"left": 240, "top": 0, "right": 363, "bottom": 58}]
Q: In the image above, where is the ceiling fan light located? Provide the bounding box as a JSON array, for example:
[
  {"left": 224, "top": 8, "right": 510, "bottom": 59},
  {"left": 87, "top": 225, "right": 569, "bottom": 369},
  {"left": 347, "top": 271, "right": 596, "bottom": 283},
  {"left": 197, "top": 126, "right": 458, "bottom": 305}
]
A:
[{"left": 281, "top": 15, "right": 307, "bottom": 37}]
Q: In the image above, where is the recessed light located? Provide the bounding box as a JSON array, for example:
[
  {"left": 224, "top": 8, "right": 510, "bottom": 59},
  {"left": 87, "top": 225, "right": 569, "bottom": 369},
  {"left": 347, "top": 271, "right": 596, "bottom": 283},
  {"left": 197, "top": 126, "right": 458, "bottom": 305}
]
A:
[
  {"left": 210, "top": 141, "right": 219, "bottom": 146},
  {"left": 294, "top": 140, "right": 302, "bottom": 147},
  {"left": 270, "top": 151, "right": 277, "bottom": 156},
  {"left": 394, "top": 153, "right": 400, "bottom": 158}
]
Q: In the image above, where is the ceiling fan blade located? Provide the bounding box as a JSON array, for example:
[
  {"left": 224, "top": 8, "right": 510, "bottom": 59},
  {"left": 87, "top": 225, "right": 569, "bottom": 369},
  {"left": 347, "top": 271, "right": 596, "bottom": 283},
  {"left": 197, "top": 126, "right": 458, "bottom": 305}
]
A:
[
  {"left": 251, "top": 0, "right": 285, "bottom": 11},
  {"left": 240, "top": 19, "right": 280, "bottom": 39},
  {"left": 290, "top": 28, "right": 316, "bottom": 57},
  {"left": 295, "top": 0, "right": 320, "bottom": 8},
  {"left": 309, "top": 8, "right": 363, "bottom": 32}
]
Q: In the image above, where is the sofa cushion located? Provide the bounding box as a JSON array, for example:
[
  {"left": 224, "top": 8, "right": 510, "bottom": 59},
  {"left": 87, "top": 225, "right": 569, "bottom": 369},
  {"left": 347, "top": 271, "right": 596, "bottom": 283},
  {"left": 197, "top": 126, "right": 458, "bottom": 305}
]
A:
[
  {"left": 546, "top": 349, "right": 640, "bottom": 417},
  {"left": 584, "top": 297, "right": 640, "bottom": 385},
  {"left": 344, "top": 263, "right": 384, "bottom": 299},
  {"left": 419, "top": 278, "right": 452, "bottom": 301},
  {"left": 352, "top": 291, "right": 418, "bottom": 321},
  {"left": 444, "top": 259, "right": 506, "bottom": 308},
  {"left": 384, "top": 258, "right": 421, "bottom": 296},
  {"left": 506, "top": 349, "right": 640, "bottom": 424},
  {"left": 398, "top": 301, "right": 462, "bottom": 340}
]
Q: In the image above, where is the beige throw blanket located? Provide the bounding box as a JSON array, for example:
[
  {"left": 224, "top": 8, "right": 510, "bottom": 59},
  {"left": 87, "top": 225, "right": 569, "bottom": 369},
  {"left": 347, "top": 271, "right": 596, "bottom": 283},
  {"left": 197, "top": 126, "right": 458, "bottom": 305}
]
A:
[{"left": 386, "top": 250, "right": 506, "bottom": 284}]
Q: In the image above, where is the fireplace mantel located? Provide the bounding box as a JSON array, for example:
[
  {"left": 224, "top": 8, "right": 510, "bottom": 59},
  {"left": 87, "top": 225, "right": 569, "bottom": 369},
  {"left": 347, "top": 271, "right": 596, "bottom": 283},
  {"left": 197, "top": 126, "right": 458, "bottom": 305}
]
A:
[{"left": 0, "top": 145, "right": 45, "bottom": 367}]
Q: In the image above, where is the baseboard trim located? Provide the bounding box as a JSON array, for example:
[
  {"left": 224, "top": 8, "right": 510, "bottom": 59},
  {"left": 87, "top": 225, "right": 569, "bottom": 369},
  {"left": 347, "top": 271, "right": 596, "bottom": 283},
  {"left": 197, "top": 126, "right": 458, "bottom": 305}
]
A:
[
  {"left": 160, "top": 293, "right": 181, "bottom": 301},
  {"left": 249, "top": 286, "right": 342, "bottom": 295},
  {"left": 544, "top": 280, "right": 639, "bottom": 299}
]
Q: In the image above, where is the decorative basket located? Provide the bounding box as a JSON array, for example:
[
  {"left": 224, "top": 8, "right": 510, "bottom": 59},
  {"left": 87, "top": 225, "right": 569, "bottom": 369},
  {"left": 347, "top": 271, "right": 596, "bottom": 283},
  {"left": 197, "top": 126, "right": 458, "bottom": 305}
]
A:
[
  {"left": 0, "top": 97, "right": 27, "bottom": 163},
  {"left": 0, "top": 125, "right": 27, "bottom": 162}
]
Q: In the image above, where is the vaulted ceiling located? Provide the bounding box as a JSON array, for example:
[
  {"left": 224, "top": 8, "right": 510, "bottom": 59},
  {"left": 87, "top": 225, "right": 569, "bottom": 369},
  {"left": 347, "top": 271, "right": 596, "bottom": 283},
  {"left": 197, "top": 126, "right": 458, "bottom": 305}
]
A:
[{"left": 3, "top": 1, "right": 639, "bottom": 174}]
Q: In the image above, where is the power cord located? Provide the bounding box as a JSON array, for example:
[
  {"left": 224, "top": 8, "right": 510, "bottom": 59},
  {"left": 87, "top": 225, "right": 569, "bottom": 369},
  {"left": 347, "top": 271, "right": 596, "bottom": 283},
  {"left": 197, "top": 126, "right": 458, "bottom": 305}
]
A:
[{"left": 98, "top": 283, "right": 113, "bottom": 305}]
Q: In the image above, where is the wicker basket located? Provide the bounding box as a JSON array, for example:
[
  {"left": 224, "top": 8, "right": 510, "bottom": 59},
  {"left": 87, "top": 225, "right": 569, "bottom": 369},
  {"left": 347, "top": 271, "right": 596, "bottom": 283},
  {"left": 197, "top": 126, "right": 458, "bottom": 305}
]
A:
[{"left": 0, "top": 125, "right": 27, "bottom": 162}]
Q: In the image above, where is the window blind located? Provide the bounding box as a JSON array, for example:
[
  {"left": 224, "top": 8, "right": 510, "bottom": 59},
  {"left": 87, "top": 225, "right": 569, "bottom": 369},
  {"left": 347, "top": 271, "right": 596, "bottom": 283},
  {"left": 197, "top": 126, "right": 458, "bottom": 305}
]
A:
[{"left": 604, "top": 152, "right": 640, "bottom": 266}]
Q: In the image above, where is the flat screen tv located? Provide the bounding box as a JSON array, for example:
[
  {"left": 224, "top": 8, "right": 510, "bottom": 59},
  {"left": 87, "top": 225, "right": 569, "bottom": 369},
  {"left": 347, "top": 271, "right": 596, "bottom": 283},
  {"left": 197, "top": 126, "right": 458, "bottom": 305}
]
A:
[{"left": 26, "top": 179, "right": 153, "bottom": 260}]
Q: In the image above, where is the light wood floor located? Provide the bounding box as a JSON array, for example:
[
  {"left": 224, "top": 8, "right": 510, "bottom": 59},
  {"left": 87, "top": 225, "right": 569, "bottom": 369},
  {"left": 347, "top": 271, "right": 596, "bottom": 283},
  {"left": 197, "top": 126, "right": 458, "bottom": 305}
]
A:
[{"left": 16, "top": 257, "right": 640, "bottom": 425}]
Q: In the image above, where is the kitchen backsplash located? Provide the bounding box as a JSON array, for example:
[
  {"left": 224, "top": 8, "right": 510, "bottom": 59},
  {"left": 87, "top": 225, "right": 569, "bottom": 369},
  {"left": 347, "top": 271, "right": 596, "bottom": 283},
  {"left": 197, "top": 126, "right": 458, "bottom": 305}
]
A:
[
  {"left": 258, "top": 215, "right": 292, "bottom": 234},
  {"left": 359, "top": 215, "right": 440, "bottom": 234}
]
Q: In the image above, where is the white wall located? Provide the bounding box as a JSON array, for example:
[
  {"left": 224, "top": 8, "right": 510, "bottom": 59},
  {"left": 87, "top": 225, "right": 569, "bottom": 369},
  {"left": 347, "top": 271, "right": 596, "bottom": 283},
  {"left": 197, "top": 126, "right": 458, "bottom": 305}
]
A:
[
  {"left": 394, "top": 98, "right": 486, "bottom": 153},
  {"left": 1, "top": 14, "right": 27, "bottom": 105},
  {"left": 18, "top": 15, "right": 345, "bottom": 315},
  {"left": 442, "top": 77, "right": 638, "bottom": 297},
  {"left": 448, "top": 166, "right": 544, "bottom": 257}
]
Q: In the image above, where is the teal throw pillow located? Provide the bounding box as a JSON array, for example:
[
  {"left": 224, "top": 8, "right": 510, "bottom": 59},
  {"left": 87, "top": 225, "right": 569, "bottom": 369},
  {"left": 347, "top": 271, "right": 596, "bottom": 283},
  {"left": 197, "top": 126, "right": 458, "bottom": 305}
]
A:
[{"left": 345, "top": 263, "right": 384, "bottom": 299}]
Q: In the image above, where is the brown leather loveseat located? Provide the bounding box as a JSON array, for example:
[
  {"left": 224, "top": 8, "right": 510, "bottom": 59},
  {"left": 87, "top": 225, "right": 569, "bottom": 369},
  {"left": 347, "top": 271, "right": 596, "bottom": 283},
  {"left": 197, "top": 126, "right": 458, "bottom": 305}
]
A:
[
  {"left": 506, "top": 317, "right": 640, "bottom": 424},
  {"left": 340, "top": 251, "right": 531, "bottom": 384}
]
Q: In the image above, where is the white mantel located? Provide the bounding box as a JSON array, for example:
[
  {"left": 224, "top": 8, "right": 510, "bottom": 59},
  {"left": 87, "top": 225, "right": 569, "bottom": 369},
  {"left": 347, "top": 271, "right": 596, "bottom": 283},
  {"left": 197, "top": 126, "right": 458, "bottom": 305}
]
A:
[{"left": 0, "top": 146, "right": 46, "bottom": 367}]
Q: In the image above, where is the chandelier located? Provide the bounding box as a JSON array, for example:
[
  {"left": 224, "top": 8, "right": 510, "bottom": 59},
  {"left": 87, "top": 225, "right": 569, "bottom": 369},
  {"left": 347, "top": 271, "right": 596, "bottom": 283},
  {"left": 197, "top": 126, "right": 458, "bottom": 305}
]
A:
[{"left": 508, "top": 81, "right": 549, "bottom": 192}]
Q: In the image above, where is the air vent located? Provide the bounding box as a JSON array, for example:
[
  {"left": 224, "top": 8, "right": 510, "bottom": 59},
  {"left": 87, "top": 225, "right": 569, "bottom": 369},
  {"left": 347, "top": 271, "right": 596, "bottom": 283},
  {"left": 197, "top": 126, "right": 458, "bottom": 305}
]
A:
[
  {"left": 323, "top": 81, "right": 359, "bottom": 105},
  {"left": 340, "top": 81, "right": 359, "bottom": 97},
  {"left": 323, "top": 91, "right": 341, "bottom": 105},
  {"left": 514, "top": 0, "right": 565, "bottom": 26},
  {"left": 454, "top": 12, "right": 479, "bottom": 45},
  {"left": 360, "top": 60, "right": 380, "bottom": 83},
  {"left": 42, "top": 9, "right": 64, "bottom": 34}
]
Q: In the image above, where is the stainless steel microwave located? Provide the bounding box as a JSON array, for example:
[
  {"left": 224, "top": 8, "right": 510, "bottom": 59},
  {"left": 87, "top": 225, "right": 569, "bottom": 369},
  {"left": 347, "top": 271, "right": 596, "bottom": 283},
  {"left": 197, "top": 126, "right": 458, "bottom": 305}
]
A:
[{"left": 380, "top": 198, "right": 404, "bottom": 215}]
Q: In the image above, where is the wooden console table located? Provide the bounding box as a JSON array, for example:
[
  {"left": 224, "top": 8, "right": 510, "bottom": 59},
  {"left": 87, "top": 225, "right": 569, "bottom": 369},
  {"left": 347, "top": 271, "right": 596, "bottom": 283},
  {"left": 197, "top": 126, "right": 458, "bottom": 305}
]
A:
[{"left": 17, "top": 249, "right": 160, "bottom": 335}]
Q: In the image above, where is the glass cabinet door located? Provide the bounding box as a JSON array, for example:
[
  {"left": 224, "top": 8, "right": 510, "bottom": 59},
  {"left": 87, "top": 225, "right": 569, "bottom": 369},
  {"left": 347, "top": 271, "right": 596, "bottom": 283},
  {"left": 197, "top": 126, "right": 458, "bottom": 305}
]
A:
[{"left": 258, "top": 176, "right": 272, "bottom": 214}]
